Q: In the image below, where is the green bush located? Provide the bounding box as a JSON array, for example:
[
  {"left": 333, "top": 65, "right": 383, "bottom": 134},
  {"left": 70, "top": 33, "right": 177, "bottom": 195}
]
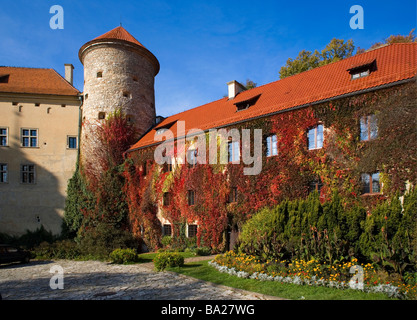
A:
[
  {"left": 161, "top": 235, "right": 172, "bottom": 247},
  {"left": 32, "top": 240, "right": 80, "bottom": 260},
  {"left": 153, "top": 252, "right": 184, "bottom": 271},
  {"left": 109, "top": 248, "right": 139, "bottom": 264},
  {"left": 194, "top": 247, "right": 212, "bottom": 256},
  {"left": 78, "top": 222, "right": 138, "bottom": 260},
  {"left": 238, "top": 189, "right": 417, "bottom": 275}
]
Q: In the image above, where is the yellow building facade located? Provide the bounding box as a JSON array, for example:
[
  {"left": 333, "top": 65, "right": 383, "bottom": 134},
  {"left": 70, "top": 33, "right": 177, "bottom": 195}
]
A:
[{"left": 0, "top": 66, "right": 81, "bottom": 235}]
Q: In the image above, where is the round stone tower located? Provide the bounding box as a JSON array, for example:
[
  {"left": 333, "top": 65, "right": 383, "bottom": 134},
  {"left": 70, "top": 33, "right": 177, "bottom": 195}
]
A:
[{"left": 78, "top": 26, "right": 159, "bottom": 172}]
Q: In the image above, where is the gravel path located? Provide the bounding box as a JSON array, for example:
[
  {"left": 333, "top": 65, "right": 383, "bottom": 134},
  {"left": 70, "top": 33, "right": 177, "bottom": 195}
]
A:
[{"left": 0, "top": 256, "right": 283, "bottom": 300}]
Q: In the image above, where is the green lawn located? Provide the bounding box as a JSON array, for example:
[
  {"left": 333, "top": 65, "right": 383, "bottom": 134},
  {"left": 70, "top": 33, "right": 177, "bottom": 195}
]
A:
[{"left": 167, "top": 260, "right": 395, "bottom": 300}]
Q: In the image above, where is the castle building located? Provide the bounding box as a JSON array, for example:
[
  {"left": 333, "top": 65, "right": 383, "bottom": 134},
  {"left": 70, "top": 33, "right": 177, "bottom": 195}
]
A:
[
  {"left": 1, "top": 25, "right": 416, "bottom": 247},
  {"left": 124, "top": 42, "right": 417, "bottom": 250},
  {"left": 0, "top": 66, "right": 81, "bottom": 235}
]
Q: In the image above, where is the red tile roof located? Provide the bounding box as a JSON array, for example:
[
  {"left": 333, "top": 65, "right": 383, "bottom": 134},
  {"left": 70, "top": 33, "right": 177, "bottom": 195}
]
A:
[
  {"left": 93, "top": 26, "right": 145, "bottom": 48},
  {"left": 0, "top": 66, "right": 80, "bottom": 96},
  {"left": 129, "top": 43, "right": 417, "bottom": 152}
]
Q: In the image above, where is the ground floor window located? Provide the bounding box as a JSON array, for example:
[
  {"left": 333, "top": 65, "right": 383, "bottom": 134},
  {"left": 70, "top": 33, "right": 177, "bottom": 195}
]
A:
[
  {"left": 188, "top": 224, "right": 197, "bottom": 238},
  {"left": 163, "top": 224, "right": 172, "bottom": 236},
  {"left": 21, "top": 164, "right": 35, "bottom": 184},
  {"left": 361, "top": 172, "right": 380, "bottom": 194},
  {"left": 0, "top": 163, "right": 7, "bottom": 183},
  {"left": 309, "top": 179, "right": 323, "bottom": 194}
]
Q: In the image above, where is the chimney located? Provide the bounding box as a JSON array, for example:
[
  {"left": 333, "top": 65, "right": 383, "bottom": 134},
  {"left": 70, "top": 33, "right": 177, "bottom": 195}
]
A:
[
  {"left": 64, "top": 64, "right": 74, "bottom": 85},
  {"left": 227, "top": 80, "right": 246, "bottom": 99}
]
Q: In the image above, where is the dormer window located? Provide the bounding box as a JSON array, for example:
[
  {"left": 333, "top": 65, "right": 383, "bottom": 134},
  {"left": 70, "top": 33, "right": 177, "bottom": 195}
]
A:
[
  {"left": 154, "top": 121, "right": 176, "bottom": 135},
  {"left": 156, "top": 128, "right": 168, "bottom": 135},
  {"left": 0, "top": 74, "right": 10, "bottom": 83},
  {"left": 351, "top": 69, "right": 369, "bottom": 80},
  {"left": 348, "top": 59, "right": 376, "bottom": 80},
  {"left": 235, "top": 94, "right": 261, "bottom": 112}
]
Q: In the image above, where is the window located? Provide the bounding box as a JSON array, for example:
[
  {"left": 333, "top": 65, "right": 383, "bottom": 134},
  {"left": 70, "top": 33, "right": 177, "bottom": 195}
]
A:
[
  {"left": 188, "top": 225, "right": 197, "bottom": 238},
  {"left": 228, "top": 141, "right": 240, "bottom": 163},
  {"left": 351, "top": 69, "right": 369, "bottom": 80},
  {"left": 98, "top": 112, "right": 106, "bottom": 120},
  {"left": 164, "top": 162, "right": 173, "bottom": 173},
  {"left": 21, "top": 129, "right": 38, "bottom": 147},
  {"left": 360, "top": 114, "right": 378, "bottom": 141},
  {"left": 187, "top": 149, "right": 198, "bottom": 168},
  {"left": 309, "top": 179, "right": 323, "bottom": 194},
  {"left": 155, "top": 128, "right": 168, "bottom": 135},
  {"left": 21, "top": 164, "right": 35, "bottom": 184},
  {"left": 228, "top": 187, "right": 238, "bottom": 203},
  {"left": 266, "top": 134, "right": 278, "bottom": 157},
  {"left": 187, "top": 190, "right": 195, "bottom": 206},
  {"left": 67, "top": 136, "right": 78, "bottom": 149},
  {"left": 0, "top": 164, "right": 8, "bottom": 183},
  {"left": 0, "top": 74, "right": 9, "bottom": 83},
  {"left": 163, "top": 224, "right": 172, "bottom": 236},
  {"left": 235, "top": 94, "right": 261, "bottom": 111},
  {"left": 308, "top": 124, "right": 324, "bottom": 150},
  {"left": 97, "top": 71, "right": 103, "bottom": 78},
  {"left": 163, "top": 192, "right": 171, "bottom": 206},
  {"left": 361, "top": 172, "right": 380, "bottom": 194},
  {"left": 0, "top": 128, "right": 8, "bottom": 146}
]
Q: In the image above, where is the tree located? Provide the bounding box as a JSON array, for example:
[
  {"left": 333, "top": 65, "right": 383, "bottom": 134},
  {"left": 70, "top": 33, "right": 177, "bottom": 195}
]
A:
[
  {"left": 319, "top": 38, "right": 355, "bottom": 66},
  {"left": 244, "top": 79, "right": 257, "bottom": 90},
  {"left": 279, "top": 38, "right": 354, "bottom": 79},
  {"left": 356, "top": 29, "right": 416, "bottom": 54},
  {"left": 279, "top": 50, "right": 320, "bottom": 79}
]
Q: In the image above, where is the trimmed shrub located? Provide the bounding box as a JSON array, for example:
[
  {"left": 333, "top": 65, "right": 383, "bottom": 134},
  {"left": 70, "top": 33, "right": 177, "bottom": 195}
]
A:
[
  {"left": 194, "top": 247, "right": 212, "bottom": 256},
  {"left": 238, "top": 189, "right": 417, "bottom": 275},
  {"left": 153, "top": 252, "right": 184, "bottom": 271},
  {"left": 32, "top": 240, "right": 80, "bottom": 260},
  {"left": 78, "top": 222, "right": 138, "bottom": 260},
  {"left": 109, "top": 248, "right": 139, "bottom": 264}
]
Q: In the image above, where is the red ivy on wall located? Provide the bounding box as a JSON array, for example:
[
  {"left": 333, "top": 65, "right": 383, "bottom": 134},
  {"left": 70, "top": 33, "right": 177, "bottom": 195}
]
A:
[{"left": 123, "top": 83, "right": 416, "bottom": 251}]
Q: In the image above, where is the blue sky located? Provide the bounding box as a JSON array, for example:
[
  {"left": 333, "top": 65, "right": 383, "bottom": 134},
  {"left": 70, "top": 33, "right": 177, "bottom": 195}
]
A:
[{"left": 0, "top": 0, "right": 415, "bottom": 117}]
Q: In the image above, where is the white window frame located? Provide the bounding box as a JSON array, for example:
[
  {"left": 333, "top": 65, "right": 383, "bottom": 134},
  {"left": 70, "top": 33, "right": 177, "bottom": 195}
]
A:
[
  {"left": 0, "top": 127, "right": 8, "bottom": 147},
  {"left": 21, "top": 128, "right": 38, "bottom": 148},
  {"left": 20, "top": 164, "right": 36, "bottom": 184},
  {"left": 308, "top": 124, "right": 324, "bottom": 150},
  {"left": 266, "top": 134, "right": 278, "bottom": 157},
  {"left": 228, "top": 141, "right": 240, "bottom": 163}
]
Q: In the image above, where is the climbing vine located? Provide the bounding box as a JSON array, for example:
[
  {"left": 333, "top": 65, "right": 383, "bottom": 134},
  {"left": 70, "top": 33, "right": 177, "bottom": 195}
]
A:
[{"left": 124, "top": 82, "right": 416, "bottom": 251}]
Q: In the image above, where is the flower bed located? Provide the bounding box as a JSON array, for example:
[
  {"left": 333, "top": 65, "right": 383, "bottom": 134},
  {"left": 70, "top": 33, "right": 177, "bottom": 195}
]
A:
[{"left": 209, "top": 251, "right": 417, "bottom": 299}]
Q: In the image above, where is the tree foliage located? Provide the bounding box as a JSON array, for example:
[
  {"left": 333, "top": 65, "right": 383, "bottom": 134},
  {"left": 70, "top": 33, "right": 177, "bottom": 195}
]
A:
[
  {"left": 279, "top": 38, "right": 354, "bottom": 79},
  {"left": 63, "top": 109, "right": 139, "bottom": 253},
  {"left": 357, "top": 29, "right": 417, "bottom": 53}
]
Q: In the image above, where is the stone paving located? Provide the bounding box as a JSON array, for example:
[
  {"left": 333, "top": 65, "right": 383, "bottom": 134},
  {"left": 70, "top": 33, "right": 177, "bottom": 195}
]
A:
[{"left": 0, "top": 256, "right": 283, "bottom": 300}]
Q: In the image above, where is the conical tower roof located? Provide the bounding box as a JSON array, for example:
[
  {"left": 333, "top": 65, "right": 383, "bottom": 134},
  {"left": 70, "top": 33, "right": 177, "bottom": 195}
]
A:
[
  {"left": 78, "top": 26, "right": 159, "bottom": 75},
  {"left": 93, "top": 26, "right": 146, "bottom": 48}
]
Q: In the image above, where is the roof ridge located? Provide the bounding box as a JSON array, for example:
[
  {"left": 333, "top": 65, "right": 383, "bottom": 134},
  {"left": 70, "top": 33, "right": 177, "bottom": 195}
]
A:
[
  {"left": 0, "top": 66, "right": 52, "bottom": 70},
  {"left": 49, "top": 68, "right": 80, "bottom": 93}
]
